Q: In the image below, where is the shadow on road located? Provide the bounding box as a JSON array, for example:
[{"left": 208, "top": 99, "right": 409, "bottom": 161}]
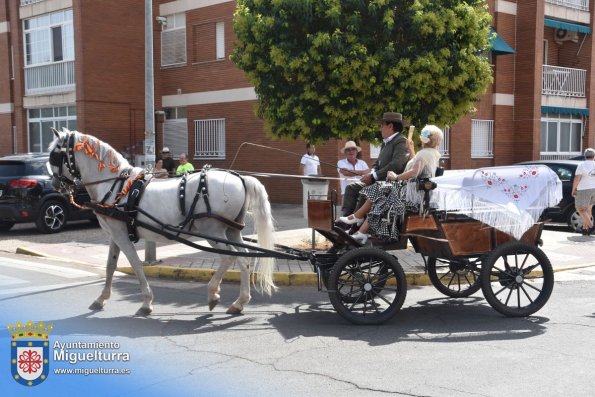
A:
[{"left": 45, "top": 278, "right": 550, "bottom": 346}]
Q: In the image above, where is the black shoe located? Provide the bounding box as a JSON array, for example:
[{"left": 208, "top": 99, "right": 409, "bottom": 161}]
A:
[
  {"left": 334, "top": 220, "right": 350, "bottom": 230},
  {"left": 580, "top": 228, "right": 590, "bottom": 236}
]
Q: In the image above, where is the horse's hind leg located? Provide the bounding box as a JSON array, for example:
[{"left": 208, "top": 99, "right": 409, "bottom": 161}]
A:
[{"left": 89, "top": 239, "right": 120, "bottom": 311}]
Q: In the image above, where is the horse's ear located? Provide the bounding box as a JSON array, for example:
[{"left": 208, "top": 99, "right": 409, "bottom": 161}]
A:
[{"left": 51, "top": 128, "right": 60, "bottom": 138}]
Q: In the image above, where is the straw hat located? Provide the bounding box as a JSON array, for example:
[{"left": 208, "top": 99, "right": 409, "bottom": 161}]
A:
[{"left": 342, "top": 141, "right": 361, "bottom": 153}]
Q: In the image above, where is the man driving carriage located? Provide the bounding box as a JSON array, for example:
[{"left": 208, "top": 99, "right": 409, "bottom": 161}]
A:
[{"left": 340, "top": 112, "right": 411, "bottom": 217}]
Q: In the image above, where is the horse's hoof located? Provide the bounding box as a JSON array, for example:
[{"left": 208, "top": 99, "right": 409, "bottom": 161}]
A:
[
  {"left": 208, "top": 300, "right": 219, "bottom": 311},
  {"left": 89, "top": 301, "right": 104, "bottom": 311},
  {"left": 135, "top": 307, "right": 152, "bottom": 317},
  {"left": 226, "top": 305, "right": 243, "bottom": 315}
]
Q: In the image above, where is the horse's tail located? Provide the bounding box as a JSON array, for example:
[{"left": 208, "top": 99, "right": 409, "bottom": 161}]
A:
[{"left": 243, "top": 175, "right": 277, "bottom": 295}]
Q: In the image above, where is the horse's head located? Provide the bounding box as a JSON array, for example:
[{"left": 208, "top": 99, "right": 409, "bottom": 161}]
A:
[{"left": 48, "top": 129, "right": 81, "bottom": 192}]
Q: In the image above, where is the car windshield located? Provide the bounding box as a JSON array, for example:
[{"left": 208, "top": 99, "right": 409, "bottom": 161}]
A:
[{"left": 0, "top": 162, "right": 26, "bottom": 177}]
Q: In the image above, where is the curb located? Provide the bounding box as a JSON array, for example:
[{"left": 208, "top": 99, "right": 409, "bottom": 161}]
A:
[
  {"left": 16, "top": 246, "right": 594, "bottom": 288},
  {"left": 115, "top": 265, "right": 434, "bottom": 287}
]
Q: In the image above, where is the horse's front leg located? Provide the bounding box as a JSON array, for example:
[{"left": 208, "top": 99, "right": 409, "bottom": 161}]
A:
[
  {"left": 89, "top": 239, "right": 120, "bottom": 311},
  {"left": 116, "top": 238, "right": 154, "bottom": 316},
  {"left": 226, "top": 256, "right": 252, "bottom": 314},
  {"left": 207, "top": 249, "right": 234, "bottom": 310}
]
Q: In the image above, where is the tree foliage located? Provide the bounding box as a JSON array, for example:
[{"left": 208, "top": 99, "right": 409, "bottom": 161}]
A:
[{"left": 232, "top": 0, "right": 493, "bottom": 142}]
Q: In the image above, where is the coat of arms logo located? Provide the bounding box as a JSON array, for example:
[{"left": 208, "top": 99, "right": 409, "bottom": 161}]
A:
[{"left": 8, "top": 320, "right": 53, "bottom": 387}]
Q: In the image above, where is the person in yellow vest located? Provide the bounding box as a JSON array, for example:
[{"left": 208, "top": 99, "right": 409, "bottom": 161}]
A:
[{"left": 176, "top": 153, "right": 195, "bottom": 175}]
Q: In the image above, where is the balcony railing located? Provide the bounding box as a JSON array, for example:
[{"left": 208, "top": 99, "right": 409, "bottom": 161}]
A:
[
  {"left": 25, "top": 60, "right": 75, "bottom": 96},
  {"left": 542, "top": 65, "right": 586, "bottom": 97},
  {"left": 545, "top": 0, "right": 589, "bottom": 11},
  {"left": 20, "top": 0, "right": 46, "bottom": 6}
]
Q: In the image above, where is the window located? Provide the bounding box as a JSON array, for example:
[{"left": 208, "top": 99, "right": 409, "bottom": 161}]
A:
[
  {"left": 195, "top": 118, "right": 225, "bottom": 159},
  {"left": 161, "top": 13, "right": 186, "bottom": 67},
  {"left": 193, "top": 20, "right": 226, "bottom": 63},
  {"left": 164, "top": 107, "right": 187, "bottom": 120},
  {"left": 162, "top": 107, "right": 188, "bottom": 159},
  {"left": 540, "top": 113, "right": 583, "bottom": 159},
  {"left": 23, "top": 9, "right": 74, "bottom": 66},
  {"left": 23, "top": 9, "right": 75, "bottom": 94},
  {"left": 28, "top": 105, "right": 76, "bottom": 153},
  {"left": 216, "top": 21, "right": 225, "bottom": 60},
  {"left": 439, "top": 127, "right": 450, "bottom": 158},
  {"left": 471, "top": 119, "right": 493, "bottom": 158}
]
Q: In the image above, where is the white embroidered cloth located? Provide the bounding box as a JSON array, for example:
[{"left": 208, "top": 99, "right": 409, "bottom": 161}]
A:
[{"left": 429, "top": 165, "right": 563, "bottom": 239}]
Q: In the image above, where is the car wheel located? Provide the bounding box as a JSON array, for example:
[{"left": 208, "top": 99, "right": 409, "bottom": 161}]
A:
[
  {"left": 567, "top": 208, "right": 594, "bottom": 231},
  {"left": 0, "top": 221, "right": 15, "bottom": 232},
  {"left": 36, "top": 200, "right": 67, "bottom": 233}
]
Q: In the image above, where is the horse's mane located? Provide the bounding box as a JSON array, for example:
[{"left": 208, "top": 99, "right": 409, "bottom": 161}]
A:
[{"left": 62, "top": 129, "right": 131, "bottom": 173}]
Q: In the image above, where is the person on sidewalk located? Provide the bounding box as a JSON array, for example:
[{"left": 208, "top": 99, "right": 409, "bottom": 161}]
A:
[
  {"left": 161, "top": 147, "right": 176, "bottom": 176},
  {"left": 572, "top": 147, "right": 595, "bottom": 235},
  {"left": 337, "top": 141, "right": 369, "bottom": 196},
  {"left": 176, "top": 153, "right": 195, "bottom": 175},
  {"left": 340, "top": 112, "right": 410, "bottom": 217},
  {"left": 299, "top": 143, "right": 321, "bottom": 176}
]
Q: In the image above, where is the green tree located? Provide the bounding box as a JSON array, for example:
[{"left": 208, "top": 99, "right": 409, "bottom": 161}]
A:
[{"left": 232, "top": 0, "right": 493, "bottom": 142}]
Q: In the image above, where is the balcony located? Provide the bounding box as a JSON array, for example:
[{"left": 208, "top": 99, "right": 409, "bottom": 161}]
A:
[
  {"left": 25, "top": 60, "right": 75, "bottom": 96},
  {"left": 542, "top": 65, "right": 585, "bottom": 97},
  {"left": 546, "top": 0, "right": 589, "bottom": 12},
  {"left": 20, "top": 0, "right": 46, "bottom": 5}
]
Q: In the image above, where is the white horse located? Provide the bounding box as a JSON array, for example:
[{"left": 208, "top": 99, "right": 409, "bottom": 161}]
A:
[{"left": 48, "top": 129, "right": 276, "bottom": 316}]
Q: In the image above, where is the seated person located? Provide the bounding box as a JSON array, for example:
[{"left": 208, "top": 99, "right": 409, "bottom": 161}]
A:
[
  {"left": 176, "top": 153, "right": 195, "bottom": 175},
  {"left": 153, "top": 159, "right": 169, "bottom": 179},
  {"left": 339, "top": 125, "right": 443, "bottom": 243}
]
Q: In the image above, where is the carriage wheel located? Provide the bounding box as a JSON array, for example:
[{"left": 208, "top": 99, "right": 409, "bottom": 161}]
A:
[
  {"left": 427, "top": 257, "right": 482, "bottom": 298},
  {"left": 328, "top": 247, "right": 407, "bottom": 325},
  {"left": 480, "top": 241, "right": 554, "bottom": 317}
]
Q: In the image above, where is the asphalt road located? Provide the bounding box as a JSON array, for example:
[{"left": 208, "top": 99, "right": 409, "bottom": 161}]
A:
[{"left": 1, "top": 252, "right": 595, "bottom": 397}]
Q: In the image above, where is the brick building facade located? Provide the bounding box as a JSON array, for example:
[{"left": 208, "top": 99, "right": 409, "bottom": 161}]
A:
[{"left": 1, "top": 0, "right": 594, "bottom": 203}]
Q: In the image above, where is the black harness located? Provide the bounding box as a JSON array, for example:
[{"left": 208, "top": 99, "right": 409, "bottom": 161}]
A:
[
  {"left": 177, "top": 166, "right": 247, "bottom": 231},
  {"left": 50, "top": 134, "right": 247, "bottom": 243}
]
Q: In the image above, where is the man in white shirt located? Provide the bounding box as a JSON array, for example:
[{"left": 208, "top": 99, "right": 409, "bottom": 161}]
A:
[
  {"left": 299, "top": 144, "right": 321, "bottom": 176},
  {"left": 572, "top": 147, "right": 595, "bottom": 235},
  {"left": 337, "top": 140, "right": 369, "bottom": 195}
]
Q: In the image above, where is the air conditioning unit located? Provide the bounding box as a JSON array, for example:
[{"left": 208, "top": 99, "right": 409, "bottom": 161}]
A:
[{"left": 555, "top": 29, "right": 579, "bottom": 44}]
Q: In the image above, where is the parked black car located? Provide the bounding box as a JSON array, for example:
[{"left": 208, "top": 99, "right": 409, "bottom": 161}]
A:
[
  {"left": 518, "top": 160, "right": 593, "bottom": 230},
  {"left": 0, "top": 153, "right": 96, "bottom": 233}
]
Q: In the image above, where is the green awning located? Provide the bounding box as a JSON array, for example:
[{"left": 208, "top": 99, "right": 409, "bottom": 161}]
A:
[
  {"left": 544, "top": 18, "right": 591, "bottom": 34},
  {"left": 490, "top": 28, "right": 515, "bottom": 55},
  {"left": 541, "top": 106, "right": 589, "bottom": 116}
]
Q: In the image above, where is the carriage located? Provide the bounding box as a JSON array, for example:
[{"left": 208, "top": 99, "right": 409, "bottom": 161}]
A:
[
  {"left": 303, "top": 175, "right": 556, "bottom": 325},
  {"left": 48, "top": 130, "right": 561, "bottom": 325}
]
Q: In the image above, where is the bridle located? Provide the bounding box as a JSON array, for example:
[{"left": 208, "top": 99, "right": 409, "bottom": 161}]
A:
[
  {"left": 49, "top": 131, "right": 131, "bottom": 193},
  {"left": 49, "top": 132, "right": 80, "bottom": 190}
]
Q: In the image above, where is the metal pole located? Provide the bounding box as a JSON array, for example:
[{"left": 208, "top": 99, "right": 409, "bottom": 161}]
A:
[{"left": 144, "top": 0, "right": 157, "bottom": 263}]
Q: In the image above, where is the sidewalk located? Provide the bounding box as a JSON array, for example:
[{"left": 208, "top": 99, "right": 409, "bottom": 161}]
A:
[{"left": 16, "top": 204, "right": 595, "bottom": 286}]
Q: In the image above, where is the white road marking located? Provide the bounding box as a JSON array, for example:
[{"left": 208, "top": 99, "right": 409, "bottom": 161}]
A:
[
  {"left": 0, "top": 274, "right": 29, "bottom": 287},
  {"left": 0, "top": 279, "right": 103, "bottom": 296},
  {"left": 0, "top": 257, "right": 98, "bottom": 279}
]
